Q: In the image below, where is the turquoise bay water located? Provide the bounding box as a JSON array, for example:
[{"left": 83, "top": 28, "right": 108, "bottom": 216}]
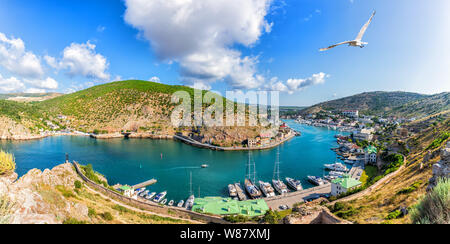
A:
[{"left": 0, "top": 121, "right": 341, "bottom": 202}]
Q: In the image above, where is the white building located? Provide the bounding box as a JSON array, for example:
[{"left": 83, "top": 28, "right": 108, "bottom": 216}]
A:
[
  {"left": 364, "top": 145, "right": 378, "bottom": 164},
  {"left": 331, "top": 175, "right": 362, "bottom": 196},
  {"left": 342, "top": 110, "right": 359, "bottom": 118},
  {"left": 353, "top": 128, "right": 375, "bottom": 141}
]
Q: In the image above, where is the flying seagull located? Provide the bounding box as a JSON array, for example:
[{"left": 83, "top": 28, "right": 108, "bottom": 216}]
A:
[{"left": 320, "top": 11, "right": 376, "bottom": 51}]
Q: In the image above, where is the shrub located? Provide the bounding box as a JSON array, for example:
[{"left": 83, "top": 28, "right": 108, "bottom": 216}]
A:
[
  {"left": 63, "top": 218, "right": 87, "bottom": 224},
  {"left": 223, "top": 215, "right": 250, "bottom": 223},
  {"left": 112, "top": 204, "right": 133, "bottom": 214},
  {"left": 262, "top": 209, "right": 282, "bottom": 224},
  {"left": 0, "top": 150, "right": 15, "bottom": 175},
  {"left": 426, "top": 132, "right": 450, "bottom": 150},
  {"left": 385, "top": 210, "right": 402, "bottom": 220},
  {"left": 88, "top": 208, "right": 96, "bottom": 218},
  {"left": 0, "top": 195, "right": 14, "bottom": 224},
  {"left": 100, "top": 212, "right": 114, "bottom": 221},
  {"left": 74, "top": 180, "right": 82, "bottom": 189},
  {"left": 410, "top": 178, "right": 450, "bottom": 224},
  {"left": 397, "top": 181, "right": 422, "bottom": 195}
]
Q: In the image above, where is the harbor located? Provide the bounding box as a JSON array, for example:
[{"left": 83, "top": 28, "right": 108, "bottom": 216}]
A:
[{"left": 2, "top": 120, "right": 350, "bottom": 206}]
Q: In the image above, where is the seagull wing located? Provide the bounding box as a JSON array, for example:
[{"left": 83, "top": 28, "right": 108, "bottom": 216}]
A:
[
  {"left": 355, "top": 11, "right": 376, "bottom": 41},
  {"left": 319, "top": 41, "right": 353, "bottom": 51}
]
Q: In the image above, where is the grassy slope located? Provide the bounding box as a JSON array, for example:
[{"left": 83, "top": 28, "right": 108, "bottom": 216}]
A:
[
  {"left": 389, "top": 92, "right": 450, "bottom": 119},
  {"left": 331, "top": 119, "right": 449, "bottom": 224}
]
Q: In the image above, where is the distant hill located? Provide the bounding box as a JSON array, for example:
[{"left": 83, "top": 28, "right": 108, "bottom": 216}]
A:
[
  {"left": 387, "top": 92, "right": 450, "bottom": 119},
  {"left": 301, "top": 91, "right": 430, "bottom": 117},
  {"left": 0, "top": 92, "right": 62, "bottom": 101}
]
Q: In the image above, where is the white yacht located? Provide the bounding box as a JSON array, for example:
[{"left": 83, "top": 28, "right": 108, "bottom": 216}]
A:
[
  {"left": 185, "top": 195, "right": 195, "bottom": 210},
  {"left": 307, "top": 176, "right": 325, "bottom": 186},
  {"left": 324, "top": 162, "right": 349, "bottom": 172},
  {"left": 153, "top": 191, "right": 167, "bottom": 203},
  {"left": 258, "top": 181, "right": 276, "bottom": 198},
  {"left": 145, "top": 192, "right": 156, "bottom": 200},
  {"left": 228, "top": 184, "right": 238, "bottom": 198},
  {"left": 272, "top": 179, "right": 288, "bottom": 194},
  {"left": 286, "top": 177, "right": 303, "bottom": 191}
]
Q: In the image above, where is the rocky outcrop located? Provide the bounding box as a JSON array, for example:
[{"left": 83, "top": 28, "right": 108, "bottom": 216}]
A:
[
  {"left": 0, "top": 117, "right": 42, "bottom": 140},
  {"left": 427, "top": 141, "right": 450, "bottom": 191},
  {"left": 0, "top": 163, "right": 89, "bottom": 224},
  {"left": 283, "top": 205, "right": 351, "bottom": 224}
]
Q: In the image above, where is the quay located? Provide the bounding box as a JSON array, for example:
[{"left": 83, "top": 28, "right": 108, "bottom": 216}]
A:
[
  {"left": 173, "top": 133, "right": 295, "bottom": 151},
  {"left": 264, "top": 184, "right": 331, "bottom": 209},
  {"left": 132, "top": 179, "right": 157, "bottom": 189}
]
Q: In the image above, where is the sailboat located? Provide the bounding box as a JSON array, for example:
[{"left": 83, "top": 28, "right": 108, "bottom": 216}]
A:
[
  {"left": 272, "top": 147, "right": 288, "bottom": 194},
  {"left": 185, "top": 171, "right": 195, "bottom": 210},
  {"left": 244, "top": 151, "right": 262, "bottom": 199}
]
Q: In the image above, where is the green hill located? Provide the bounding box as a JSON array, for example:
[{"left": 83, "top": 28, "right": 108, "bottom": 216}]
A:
[
  {"left": 301, "top": 91, "right": 433, "bottom": 117},
  {"left": 388, "top": 92, "right": 450, "bottom": 119}
]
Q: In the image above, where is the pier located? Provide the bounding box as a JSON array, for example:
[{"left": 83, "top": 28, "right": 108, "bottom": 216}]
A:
[
  {"left": 132, "top": 179, "right": 157, "bottom": 189},
  {"left": 264, "top": 184, "right": 331, "bottom": 209}
]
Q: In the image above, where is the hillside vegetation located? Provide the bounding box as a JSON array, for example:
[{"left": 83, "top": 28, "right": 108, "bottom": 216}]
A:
[
  {"left": 389, "top": 92, "right": 450, "bottom": 119},
  {"left": 301, "top": 91, "right": 426, "bottom": 116},
  {"left": 327, "top": 118, "right": 449, "bottom": 224}
]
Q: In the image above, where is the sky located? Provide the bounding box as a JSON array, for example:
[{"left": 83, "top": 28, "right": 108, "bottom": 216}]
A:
[{"left": 0, "top": 0, "right": 449, "bottom": 106}]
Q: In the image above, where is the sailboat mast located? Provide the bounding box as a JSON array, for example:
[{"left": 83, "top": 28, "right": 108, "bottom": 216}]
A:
[{"left": 189, "top": 171, "right": 193, "bottom": 196}]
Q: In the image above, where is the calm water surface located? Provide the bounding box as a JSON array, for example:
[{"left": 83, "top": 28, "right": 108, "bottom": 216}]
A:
[{"left": 0, "top": 120, "right": 343, "bottom": 201}]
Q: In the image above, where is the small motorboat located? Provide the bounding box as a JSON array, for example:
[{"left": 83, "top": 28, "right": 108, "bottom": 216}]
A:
[
  {"left": 161, "top": 199, "right": 168, "bottom": 205},
  {"left": 201, "top": 164, "right": 209, "bottom": 168},
  {"left": 168, "top": 200, "right": 174, "bottom": 206},
  {"left": 177, "top": 200, "right": 184, "bottom": 208}
]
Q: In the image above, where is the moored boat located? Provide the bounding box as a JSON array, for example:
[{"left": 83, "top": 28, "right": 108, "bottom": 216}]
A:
[
  {"left": 168, "top": 200, "right": 174, "bottom": 206},
  {"left": 286, "top": 177, "right": 303, "bottom": 191},
  {"left": 244, "top": 179, "right": 262, "bottom": 199},
  {"left": 324, "top": 162, "right": 349, "bottom": 172},
  {"left": 307, "top": 176, "right": 325, "bottom": 186},
  {"left": 272, "top": 179, "right": 288, "bottom": 194},
  {"left": 185, "top": 195, "right": 195, "bottom": 210},
  {"left": 258, "top": 181, "right": 276, "bottom": 198},
  {"left": 234, "top": 183, "right": 247, "bottom": 201},
  {"left": 228, "top": 184, "right": 238, "bottom": 198},
  {"left": 177, "top": 200, "right": 184, "bottom": 208},
  {"left": 145, "top": 192, "right": 156, "bottom": 200},
  {"left": 153, "top": 191, "right": 167, "bottom": 203},
  {"left": 161, "top": 199, "right": 168, "bottom": 205}
]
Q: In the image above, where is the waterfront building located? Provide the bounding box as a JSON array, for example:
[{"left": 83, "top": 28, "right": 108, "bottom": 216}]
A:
[
  {"left": 353, "top": 128, "right": 375, "bottom": 141},
  {"left": 365, "top": 145, "right": 378, "bottom": 164},
  {"left": 342, "top": 110, "right": 359, "bottom": 118},
  {"left": 331, "top": 175, "right": 362, "bottom": 196},
  {"left": 118, "top": 185, "right": 135, "bottom": 198}
]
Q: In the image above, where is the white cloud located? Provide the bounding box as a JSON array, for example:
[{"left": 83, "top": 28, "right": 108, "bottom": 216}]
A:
[
  {"left": 0, "top": 74, "right": 25, "bottom": 93},
  {"left": 267, "top": 72, "right": 328, "bottom": 94},
  {"left": 124, "top": 0, "right": 273, "bottom": 89},
  {"left": 149, "top": 76, "right": 160, "bottom": 83},
  {"left": 46, "top": 41, "right": 110, "bottom": 80},
  {"left": 0, "top": 74, "right": 58, "bottom": 93},
  {"left": 0, "top": 32, "right": 44, "bottom": 78}
]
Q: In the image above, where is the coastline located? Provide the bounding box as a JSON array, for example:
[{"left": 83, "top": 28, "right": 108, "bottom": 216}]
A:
[{"left": 0, "top": 131, "right": 296, "bottom": 151}]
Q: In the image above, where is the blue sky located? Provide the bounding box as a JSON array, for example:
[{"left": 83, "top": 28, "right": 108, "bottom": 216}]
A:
[{"left": 0, "top": 0, "right": 449, "bottom": 106}]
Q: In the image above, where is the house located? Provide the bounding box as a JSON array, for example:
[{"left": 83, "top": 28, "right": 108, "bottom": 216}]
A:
[
  {"left": 247, "top": 138, "right": 258, "bottom": 148},
  {"left": 331, "top": 175, "right": 362, "bottom": 196},
  {"left": 342, "top": 110, "right": 359, "bottom": 118},
  {"left": 119, "top": 185, "right": 135, "bottom": 198},
  {"left": 397, "top": 128, "right": 408, "bottom": 138},
  {"left": 365, "top": 145, "right": 378, "bottom": 164},
  {"left": 353, "top": 128, "right": 375, "bottom": 141}
]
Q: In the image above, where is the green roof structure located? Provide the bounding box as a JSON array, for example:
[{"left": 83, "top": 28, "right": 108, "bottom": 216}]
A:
[
  {"left": 191, "top": 197, "right": 269, "bottom": 217},
  {"left": 331, "top": 175, "right": 362, "bottom": 189},
  {"left": 365, "top": 145, "right": 377, "bottom": 154},
  {"left": 119, "top": 185, "right": 132, "bottom": 191}
]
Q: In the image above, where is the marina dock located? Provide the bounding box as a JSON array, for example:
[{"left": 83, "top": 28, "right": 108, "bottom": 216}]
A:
[
  {"left": 264, "top": 184, "right": 331, "bottom": 209},
  {"left": 234, "top": 183, "right": 248, "bottom": 201},
  {"left": 132, "top": 179, "right": 157, "bottom": 189}
]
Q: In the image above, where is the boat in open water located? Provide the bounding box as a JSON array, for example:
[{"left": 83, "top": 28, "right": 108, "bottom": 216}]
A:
[
  {"left": 286, "top": 177, "right": 303, "bottom": 191},
  {"left": 258, "top": 181, "right": 276, "bottom": 198}
]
